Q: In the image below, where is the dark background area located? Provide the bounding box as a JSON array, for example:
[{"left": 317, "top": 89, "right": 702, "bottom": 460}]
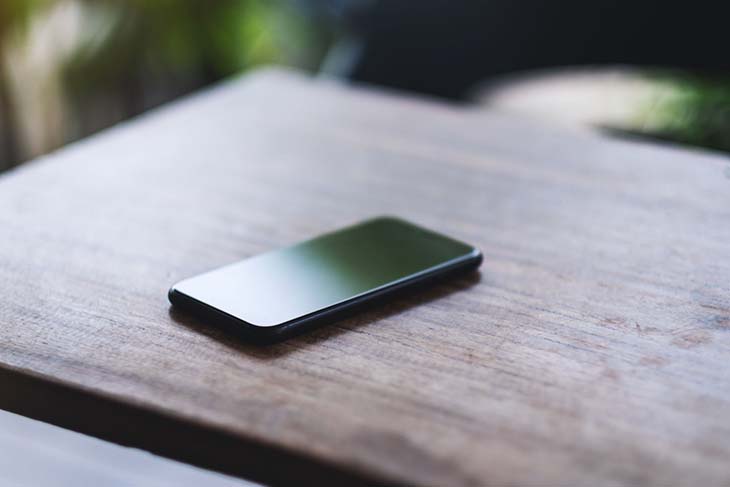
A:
[{"left": 333, "top": 0, "right": 730, "bottom": 98}]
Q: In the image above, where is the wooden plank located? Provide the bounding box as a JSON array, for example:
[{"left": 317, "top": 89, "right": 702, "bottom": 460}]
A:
[
  {"left": 0, "top": 408, "right": 257, "bottom": 486},
  {"left": 1, "top": 68, "right": 729, "bottom": 486}
]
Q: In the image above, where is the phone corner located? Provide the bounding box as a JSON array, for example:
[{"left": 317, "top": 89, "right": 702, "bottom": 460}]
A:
[
  {"left": 469, "top": 247, "right": 484, "bottom": 267},
  {"left": 167, "top": 285, "right": 181, "bottom": 305},
  {"left": 370, "top": 215, "right": 407, "bottom": 226}
]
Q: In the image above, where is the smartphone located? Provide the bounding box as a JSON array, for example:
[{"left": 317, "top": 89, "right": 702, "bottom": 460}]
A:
[{"left": 168, "top": 217, "right": 481, "bottom": 343}]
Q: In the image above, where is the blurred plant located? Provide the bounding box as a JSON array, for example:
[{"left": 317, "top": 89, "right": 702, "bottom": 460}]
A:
[
  {"left": 2, "top": 1, "right": 119, "bottom": 162},
  {"left": 0, "top": 0, "right": 332, "bottom": 169},
  {"left": 634, "top": 73, "right": 730, "bottom": 153},
  {"left": 477, "top": 66, "right": 730, "bottom": 155}
]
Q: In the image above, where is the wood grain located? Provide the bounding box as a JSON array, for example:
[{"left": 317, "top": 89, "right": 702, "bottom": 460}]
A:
[{"left": 1, "top": 68, "right": 730, "bottom": 486}]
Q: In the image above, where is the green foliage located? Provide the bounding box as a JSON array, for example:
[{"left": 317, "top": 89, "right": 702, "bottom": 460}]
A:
[
  {"left": 59, "top": 0, "right": 329, "bottom": 88},
  {"left": 0, "top": 0, "right": 50, "bottom": 31},
  {"left": 0, "top": 0, "right": 331, "bottom": 167},
  {"left": 640, "top": 73, "right": 730, "bottom": 153}
]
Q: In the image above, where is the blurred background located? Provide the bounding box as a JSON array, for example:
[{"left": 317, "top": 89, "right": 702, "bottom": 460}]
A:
[
  {"left": 2, "top": 0, "right": 730, "bottom": 172},
  {"left": 0, "top": 0, "right": 332, "bottom": 171}
]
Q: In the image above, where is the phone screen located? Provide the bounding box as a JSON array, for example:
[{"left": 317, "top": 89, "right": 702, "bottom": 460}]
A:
[{"left": 171, "top": 217, "right": 478, "bottom": 328}]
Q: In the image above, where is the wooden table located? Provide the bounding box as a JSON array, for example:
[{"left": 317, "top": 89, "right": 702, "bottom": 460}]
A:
[{"left": 1, "top": 68, "right": 729, "bottom": 486}]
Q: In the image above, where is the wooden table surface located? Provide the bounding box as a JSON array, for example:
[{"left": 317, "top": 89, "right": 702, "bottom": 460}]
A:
[{"left": 2, "top": 68, "right": 730, "bottom": 486}]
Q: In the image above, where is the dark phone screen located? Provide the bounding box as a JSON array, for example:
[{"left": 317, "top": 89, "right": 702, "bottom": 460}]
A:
[{"left": 173, "top": 217, "right": 478, "bottom": 327}]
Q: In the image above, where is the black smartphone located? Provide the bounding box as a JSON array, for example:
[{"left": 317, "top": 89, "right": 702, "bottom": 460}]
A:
[{"left": 169, "top": 217, "right": 481, "bottom": 343}]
